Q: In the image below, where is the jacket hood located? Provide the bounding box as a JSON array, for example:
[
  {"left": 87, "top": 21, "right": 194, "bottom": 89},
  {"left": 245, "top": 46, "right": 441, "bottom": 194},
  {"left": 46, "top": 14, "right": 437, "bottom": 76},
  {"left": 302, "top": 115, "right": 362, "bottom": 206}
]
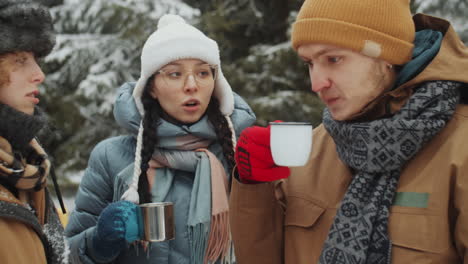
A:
[
  {"left": 113, "top": 82, "right": 256, "bottom": 137},
  {"left": 353, "top": 13, "right": 468, "bottom": 120},
  {"left": 401, "top": 14, "right": 468, "bottom": 87}
]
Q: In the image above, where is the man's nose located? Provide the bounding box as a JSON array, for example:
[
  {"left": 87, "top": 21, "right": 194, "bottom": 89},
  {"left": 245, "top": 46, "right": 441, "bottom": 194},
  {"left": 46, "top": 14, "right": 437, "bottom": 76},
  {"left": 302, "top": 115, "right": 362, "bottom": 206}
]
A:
[{"left": 310, "top": 67, "right": 331, "bottom": 93}]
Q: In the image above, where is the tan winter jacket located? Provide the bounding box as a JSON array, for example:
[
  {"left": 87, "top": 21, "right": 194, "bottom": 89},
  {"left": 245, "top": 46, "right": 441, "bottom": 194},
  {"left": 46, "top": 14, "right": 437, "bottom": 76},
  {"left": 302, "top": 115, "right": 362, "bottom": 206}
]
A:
[
  {"left": 0, "top": 185, "right": 47, "bottom": 264},
  {"left": 230, "top": 14, "right": 468, "bottom": 264}
]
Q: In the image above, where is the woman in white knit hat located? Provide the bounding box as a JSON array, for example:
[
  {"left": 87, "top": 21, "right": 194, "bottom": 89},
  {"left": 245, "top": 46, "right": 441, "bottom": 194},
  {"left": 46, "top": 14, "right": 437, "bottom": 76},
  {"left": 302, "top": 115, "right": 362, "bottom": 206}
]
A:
[{"left": 65, "top": 14, "right": 256, "bottom": 264}]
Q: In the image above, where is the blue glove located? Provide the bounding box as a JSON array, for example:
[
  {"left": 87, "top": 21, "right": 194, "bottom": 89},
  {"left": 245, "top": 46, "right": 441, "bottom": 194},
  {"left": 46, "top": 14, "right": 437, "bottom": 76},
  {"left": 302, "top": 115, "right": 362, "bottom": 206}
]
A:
[{"left": 89, "top": 201, "right": 142, "bottom": 262}]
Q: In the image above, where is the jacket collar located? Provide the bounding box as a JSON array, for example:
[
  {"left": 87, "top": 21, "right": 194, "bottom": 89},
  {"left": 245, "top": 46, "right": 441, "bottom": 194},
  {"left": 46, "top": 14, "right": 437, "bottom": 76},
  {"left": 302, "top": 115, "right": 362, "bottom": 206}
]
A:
[{"left": 0, "top": 104, "right": 46, "bottom": 152}]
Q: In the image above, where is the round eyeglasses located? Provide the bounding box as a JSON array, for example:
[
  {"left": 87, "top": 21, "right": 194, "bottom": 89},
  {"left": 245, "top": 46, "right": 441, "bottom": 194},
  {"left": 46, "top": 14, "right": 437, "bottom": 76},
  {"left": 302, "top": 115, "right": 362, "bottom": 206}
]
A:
[{"left": 155, "top": 64, "right": 218, "bottom": 89}]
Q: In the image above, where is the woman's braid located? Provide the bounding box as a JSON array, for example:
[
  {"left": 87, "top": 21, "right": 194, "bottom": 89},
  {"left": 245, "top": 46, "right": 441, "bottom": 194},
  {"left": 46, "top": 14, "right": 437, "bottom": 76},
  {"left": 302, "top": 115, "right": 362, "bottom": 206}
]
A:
[
  {"left": 206, "top": 97, "right": 235, "bottom": 174},
  {"left": 138, "top": 76, "right": 161, "bottom": 204}
]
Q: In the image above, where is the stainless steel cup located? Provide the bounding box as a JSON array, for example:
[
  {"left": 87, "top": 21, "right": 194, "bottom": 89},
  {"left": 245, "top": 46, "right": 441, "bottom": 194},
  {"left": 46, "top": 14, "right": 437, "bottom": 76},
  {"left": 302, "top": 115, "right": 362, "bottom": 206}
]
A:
[{"left": 139, "top": 202, "right": 175, "bottom": 242}]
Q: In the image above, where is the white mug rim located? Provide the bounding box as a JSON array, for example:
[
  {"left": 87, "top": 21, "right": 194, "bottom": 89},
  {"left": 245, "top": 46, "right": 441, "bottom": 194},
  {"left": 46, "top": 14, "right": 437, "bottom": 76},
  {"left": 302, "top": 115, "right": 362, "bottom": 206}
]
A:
[{"left": 269, "top": 122, "right": 312, "bottom": 126}]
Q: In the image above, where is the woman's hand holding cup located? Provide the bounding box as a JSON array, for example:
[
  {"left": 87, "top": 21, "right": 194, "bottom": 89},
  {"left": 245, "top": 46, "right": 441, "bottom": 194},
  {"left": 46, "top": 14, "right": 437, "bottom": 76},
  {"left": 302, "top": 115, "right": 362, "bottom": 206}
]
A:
[{"left": 88, "top": 201, "right": 142, "bottom": 262}]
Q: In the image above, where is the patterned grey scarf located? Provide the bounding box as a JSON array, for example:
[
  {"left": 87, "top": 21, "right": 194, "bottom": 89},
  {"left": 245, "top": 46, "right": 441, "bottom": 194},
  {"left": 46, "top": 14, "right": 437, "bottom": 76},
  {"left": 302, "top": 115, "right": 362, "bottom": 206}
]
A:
[{"left": 319, "top": 81, "right": 460, "bottom": 264}]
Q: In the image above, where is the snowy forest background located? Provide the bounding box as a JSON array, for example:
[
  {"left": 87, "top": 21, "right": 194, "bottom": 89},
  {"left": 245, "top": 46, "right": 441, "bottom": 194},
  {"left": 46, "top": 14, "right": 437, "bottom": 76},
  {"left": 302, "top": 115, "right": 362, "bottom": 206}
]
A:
[{"left": 35, "top": 0, "right": 468, "bottom": 204}]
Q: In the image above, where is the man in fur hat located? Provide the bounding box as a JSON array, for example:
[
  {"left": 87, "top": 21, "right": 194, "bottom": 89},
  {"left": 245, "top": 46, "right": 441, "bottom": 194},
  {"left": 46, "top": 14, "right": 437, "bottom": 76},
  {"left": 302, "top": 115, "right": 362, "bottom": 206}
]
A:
[
  {"left": 230, "top": 0, "right": 468, "bottom": 263},
  {"left": 0, "top": 0, "right": 69, "bottom": 263}
]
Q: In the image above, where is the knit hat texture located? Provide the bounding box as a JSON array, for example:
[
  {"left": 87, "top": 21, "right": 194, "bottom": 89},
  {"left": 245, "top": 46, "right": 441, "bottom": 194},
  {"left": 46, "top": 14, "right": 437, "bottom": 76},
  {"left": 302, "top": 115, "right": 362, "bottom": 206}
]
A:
[
  {"left": 0, "top": 0, "right": 55, "bottom": 57},
  {"left": 132, "top": 14, "right": 234, "bottom": 116},
  {"left": 291, "top": 0, "right": 415, "bottom": 65}
]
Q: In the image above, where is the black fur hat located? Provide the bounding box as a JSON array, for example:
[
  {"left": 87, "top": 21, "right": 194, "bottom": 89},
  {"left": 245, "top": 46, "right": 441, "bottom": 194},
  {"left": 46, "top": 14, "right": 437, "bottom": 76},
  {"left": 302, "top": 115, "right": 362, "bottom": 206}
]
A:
[{"left": 0, "top": 0, "right": 55, "bottom": 57}]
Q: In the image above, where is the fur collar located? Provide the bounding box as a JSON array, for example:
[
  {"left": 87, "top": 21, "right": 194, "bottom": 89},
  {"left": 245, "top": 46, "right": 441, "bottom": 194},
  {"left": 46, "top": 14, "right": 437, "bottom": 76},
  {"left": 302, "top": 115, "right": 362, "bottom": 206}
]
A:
[{"left": 0, "top": 103, "right": 47, "bottom": 152}]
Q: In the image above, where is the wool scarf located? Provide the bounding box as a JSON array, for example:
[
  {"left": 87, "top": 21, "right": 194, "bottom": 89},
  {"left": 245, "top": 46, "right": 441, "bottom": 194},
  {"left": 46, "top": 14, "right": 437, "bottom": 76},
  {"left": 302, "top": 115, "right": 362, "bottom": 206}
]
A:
[
  {"left": 0, "top": 136, "right": 50, "bottom": 192},
  {"left": 319, "top": 81, "right": 460, "bottom": 264},
  {"left": 149, "top": 140, "right": 230, "bottom": 264},
  {"left": 0, "top": 107, "right": 68, "bottom": 263},
  {"left": 0, "top": 103, "right": 47, "bottom": 152},
  {"left": 122, "top": 116, "right": 231, "bottom": 263},
  {"left": 0, "top": 103, "right": 49, "bottom": 193}
]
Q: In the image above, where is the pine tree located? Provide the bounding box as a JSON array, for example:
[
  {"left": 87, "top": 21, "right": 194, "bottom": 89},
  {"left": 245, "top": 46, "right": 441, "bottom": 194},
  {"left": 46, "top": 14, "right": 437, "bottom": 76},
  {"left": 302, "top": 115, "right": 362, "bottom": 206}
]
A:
[
  {"left": 41, "top": 0, "right": 468, "bottom": 186},
  {"left": 189, "top": 0, "right": 324, "bottom": 126},
  {"left": 41, "top": 0, "right": 199, "bottom": 181},
  {"left": 414, "top": 0, "right": 468, "bottom": 43}
]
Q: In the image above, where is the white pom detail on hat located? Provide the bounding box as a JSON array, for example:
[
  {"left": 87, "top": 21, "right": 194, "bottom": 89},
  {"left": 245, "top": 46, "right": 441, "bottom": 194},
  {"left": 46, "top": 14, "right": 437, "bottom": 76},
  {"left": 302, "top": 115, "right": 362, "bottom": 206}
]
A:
[{"left": 157, "top": 14, "right": 185, "bottom": 28}]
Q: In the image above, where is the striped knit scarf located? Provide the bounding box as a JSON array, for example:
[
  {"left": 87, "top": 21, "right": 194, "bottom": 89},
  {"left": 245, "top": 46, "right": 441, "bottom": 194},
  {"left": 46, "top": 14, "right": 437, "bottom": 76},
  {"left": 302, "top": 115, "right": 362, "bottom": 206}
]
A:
[
  {"left": 0, "top": 136, "right": 50, "bottom": 191},
  {"left": 319, "top": 81, "right": 460, "bottom": 264}
]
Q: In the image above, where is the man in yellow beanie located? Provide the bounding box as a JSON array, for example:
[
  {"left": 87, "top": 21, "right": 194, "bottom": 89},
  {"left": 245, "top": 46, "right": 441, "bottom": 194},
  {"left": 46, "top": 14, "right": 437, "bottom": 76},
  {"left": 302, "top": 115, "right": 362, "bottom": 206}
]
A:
[{"left": 229, "top": 0, "right": 468, "bottom": 263}]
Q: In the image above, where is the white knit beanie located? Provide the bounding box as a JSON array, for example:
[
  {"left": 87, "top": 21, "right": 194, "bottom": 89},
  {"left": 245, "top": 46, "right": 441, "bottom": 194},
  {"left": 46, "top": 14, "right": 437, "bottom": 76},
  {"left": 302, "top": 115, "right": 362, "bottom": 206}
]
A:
[
  {"left": 132, "top": 14, "right": 234, "bottom": 116},
  {"left": 122, "top": 14, "right": 237, "bottom": 204}
]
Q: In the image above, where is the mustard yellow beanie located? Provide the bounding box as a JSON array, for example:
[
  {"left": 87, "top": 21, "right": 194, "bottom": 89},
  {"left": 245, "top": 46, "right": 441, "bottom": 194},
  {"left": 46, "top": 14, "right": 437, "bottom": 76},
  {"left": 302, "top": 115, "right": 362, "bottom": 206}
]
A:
[{"left": 291, "top": 0, "right": 415, "bottom": 65}]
